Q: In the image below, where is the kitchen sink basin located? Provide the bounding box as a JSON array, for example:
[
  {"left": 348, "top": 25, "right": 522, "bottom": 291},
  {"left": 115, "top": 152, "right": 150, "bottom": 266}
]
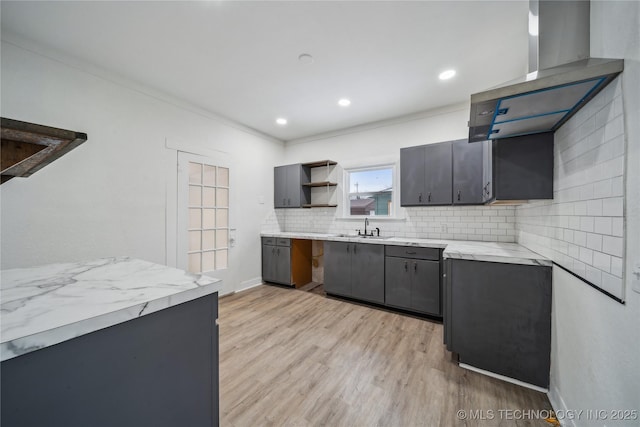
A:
[{"left": 332, "top": 233, "right": 391, "bottom": 240}]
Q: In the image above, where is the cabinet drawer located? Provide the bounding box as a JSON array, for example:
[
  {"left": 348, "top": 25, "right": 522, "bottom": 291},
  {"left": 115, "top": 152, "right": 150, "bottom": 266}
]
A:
[
  {"left": 385, "top": 245, "right": 440, "bottom": 260},
  {"left": 276, "top": 238, "right": 291, "bottom": 247},
  {"left": 262, "top": 237, "right": 276, "bottom": 245}
]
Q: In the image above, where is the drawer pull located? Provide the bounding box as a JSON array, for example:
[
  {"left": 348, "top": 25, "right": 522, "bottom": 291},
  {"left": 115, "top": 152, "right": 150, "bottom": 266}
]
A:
[{"left": 406, "top": 251, "right": 417, "bottom": 255}]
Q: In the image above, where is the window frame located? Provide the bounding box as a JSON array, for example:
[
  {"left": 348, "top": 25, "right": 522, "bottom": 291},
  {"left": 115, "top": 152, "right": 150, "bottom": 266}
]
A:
[{"left": 342, "top": 162, "right": 401, "bottom": 220}]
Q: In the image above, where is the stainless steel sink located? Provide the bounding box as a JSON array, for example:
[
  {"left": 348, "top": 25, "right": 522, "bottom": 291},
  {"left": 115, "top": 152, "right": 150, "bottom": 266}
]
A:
[{"left": 332, "top": 233, "right": 391, "bottom": 240}]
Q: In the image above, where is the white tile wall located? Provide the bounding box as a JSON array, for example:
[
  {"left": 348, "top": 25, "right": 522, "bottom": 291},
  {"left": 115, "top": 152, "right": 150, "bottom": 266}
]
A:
[
  {"left": 263, "top": 205, "right": 516, "bottom": 242},
  {"left": 516, "top": 77, "right": 626, "bottom": 299}
]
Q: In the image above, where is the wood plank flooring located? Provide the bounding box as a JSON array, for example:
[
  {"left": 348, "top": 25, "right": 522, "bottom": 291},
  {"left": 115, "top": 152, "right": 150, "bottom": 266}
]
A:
[{"left": 219, "top": 285, "right": 552, "bottom": 426}]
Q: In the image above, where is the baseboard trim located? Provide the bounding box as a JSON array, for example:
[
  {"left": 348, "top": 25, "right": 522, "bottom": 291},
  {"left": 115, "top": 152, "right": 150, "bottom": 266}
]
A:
[
  {"left": 236, "top": 277, "right": 264, "bottom": 293},
  {"left": 459, "top": 363, "right": 549, "bottom": 393},
  {"left": 547, "top": 384, "right": 575, "bottom": 427}
]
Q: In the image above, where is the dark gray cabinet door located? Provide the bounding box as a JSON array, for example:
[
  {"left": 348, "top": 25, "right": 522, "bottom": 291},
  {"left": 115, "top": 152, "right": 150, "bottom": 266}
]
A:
[
  {"left": 261, "top": 244, "right": 277, "bottom": 282},
  {"left": 400, "top": 145, "right": 426, "bottom": 206},
  {"left": 385, "top": 257, "right": 411, "bottom": 309},
  {"left": 424, "top": 141, "right": 452, "bottom": 205},
  {"left": 493, "top": 133, "right": 554, "bottom": 200},
  {"left": 324, "top": 241, "right": 352, "bottom": 297},
  {"left": 447, "top": 259, "right": 552, "bottom": 388},
  {"left": 410, "top": 259, "right": 440, "bottom": 315},
  {"left": 274, "top": 166, "right": 287, "bottom": 208},
  {"left": 285, "top": 164, "right": 300, "bottom": 207},
  {"left": 482, "top": 140, "right": 493, "bottom": 202},
  {"left": 452, "top": 139, "right": 484, "bottom": 205},
  {"left": 351, "top": 243, "right": 385, "bottom": 304},
  {"left": 275, "top": 246, "right": 291, "bottom": 284}
]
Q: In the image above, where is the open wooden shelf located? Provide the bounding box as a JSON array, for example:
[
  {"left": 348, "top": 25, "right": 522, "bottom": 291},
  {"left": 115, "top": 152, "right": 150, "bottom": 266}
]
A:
[
  {"left": 302, "top": 181, "right": 338, "bottom": 188},
  {"left": 301, "top": 160, "right": 337, "bottom": 168},
  {"left": 1, "top": 117, "right": 87, "bottom": 184}
]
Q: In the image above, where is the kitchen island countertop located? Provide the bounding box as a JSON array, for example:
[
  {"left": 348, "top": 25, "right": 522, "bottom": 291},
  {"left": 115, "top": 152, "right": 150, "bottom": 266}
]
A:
[{"left": 0, "top": 257, "right": 222, "bottom": 361}]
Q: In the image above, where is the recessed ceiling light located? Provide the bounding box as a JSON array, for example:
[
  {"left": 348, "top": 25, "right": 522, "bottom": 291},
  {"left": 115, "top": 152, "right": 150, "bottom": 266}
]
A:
[
  {"left": 276, "top": 118, "right": 287, "bottom": 125},
  {"left": 298, "top": 53, "right": 314, "bottom": 64},
  {"left": 439, "top": 69, "right": 456, "bottom": 80},
  {"left": 338, "top": 98, "right": 351, "bottom": 107}
]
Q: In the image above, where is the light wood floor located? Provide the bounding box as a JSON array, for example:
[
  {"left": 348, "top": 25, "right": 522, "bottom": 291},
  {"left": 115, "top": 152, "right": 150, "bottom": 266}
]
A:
[{"left": 219, "top": 285, "right": 552, "bottom": 426}]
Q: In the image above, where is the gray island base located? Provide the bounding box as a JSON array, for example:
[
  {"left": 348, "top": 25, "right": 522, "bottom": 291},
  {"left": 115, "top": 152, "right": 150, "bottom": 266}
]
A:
[{"left": 1, "top": 257, "right": 221, "bottom": 427}]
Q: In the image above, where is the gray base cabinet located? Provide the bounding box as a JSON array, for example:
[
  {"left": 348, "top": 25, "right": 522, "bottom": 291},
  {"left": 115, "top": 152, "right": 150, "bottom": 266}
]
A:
[
  {"left": 262, "top": 237, "right": 292, "bottom": 285},
  {"left": 444, "top": 259, "right": 551, "bottom": 388},
  {"left": 324, "top": 241, "right": 384, "bottom": 304},
  {"left": 385, "top": 246, "right": 441, "bottom": 316},
  {"left": 1, "top": 294, "right": 219, "bottom": 427}
]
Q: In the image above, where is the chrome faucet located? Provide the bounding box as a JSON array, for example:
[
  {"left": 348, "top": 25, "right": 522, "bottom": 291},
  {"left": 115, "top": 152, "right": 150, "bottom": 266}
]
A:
[{"left": 364, "top": 218, "right": 369, "bottom": 236}]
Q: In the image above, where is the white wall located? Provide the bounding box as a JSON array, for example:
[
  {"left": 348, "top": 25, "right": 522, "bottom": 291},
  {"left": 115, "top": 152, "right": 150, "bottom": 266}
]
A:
[
  {"left": 539, "top": 2, "right": 640, "bottom": 425},
  {"left": 0, "top": 40, "right": 284, "bottom": 295}
]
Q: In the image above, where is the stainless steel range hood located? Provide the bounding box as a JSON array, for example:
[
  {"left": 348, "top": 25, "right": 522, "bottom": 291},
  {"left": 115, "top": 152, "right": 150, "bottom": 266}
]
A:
[{"left": 468, "top": 1, "right": 623, "bottom": 142}]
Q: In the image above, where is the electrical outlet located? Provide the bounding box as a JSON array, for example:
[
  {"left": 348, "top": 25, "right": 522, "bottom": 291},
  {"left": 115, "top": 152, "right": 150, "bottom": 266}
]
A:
[{"left": 440, "top": 224, "right": 448, "bottom": 233}]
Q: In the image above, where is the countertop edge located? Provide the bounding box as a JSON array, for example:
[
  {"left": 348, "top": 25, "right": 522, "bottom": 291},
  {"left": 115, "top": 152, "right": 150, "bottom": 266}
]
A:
[
  {"left": 260, "top": 232, "right": 552, "bottom": 266},
  {"left": 1, "top": 279, "right": 221, "bottom": 362}
]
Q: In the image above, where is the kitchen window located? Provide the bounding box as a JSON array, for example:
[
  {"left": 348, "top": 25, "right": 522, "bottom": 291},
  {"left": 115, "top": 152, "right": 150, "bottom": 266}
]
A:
[{"left": 344, "top": 164, "right": 397, "bottom": 218}]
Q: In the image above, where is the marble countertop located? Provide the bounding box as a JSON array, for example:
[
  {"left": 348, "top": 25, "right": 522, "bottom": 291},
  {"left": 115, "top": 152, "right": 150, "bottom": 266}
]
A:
[
  {"left": 261, "top": 232, "right": 551, "bottom": 267},
  {"left": 1, "top": 257, "right": 222, "bottom": 362}
]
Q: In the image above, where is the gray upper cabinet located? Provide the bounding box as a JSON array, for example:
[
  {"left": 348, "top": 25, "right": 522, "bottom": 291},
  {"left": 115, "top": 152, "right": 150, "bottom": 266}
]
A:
[
  {"left": 452, "top": 139, "right": 485, "bottom": 205},
  {"left": 400, "top": 141, "right": 452, "bottom": 206},
  {"left": 401, "top": 133, "right": 552, "bottom": 206},
  {"left": 488, "top": 132, "right": 554, "bottom": 201},
  {"left": 482, "top": 140, "right": 493, "bottom": 202},
  {"left": 274, "top": 164, "right": 311, "bottom": 208},
  {"left": 425, "top": 142, "right": 453, "bottom": 205},
  {"left": 324, "top": 241, "right": 384, "bottom": 304},
  {"left": 400, "top": 146, "right": 425, "bottom": 206}
]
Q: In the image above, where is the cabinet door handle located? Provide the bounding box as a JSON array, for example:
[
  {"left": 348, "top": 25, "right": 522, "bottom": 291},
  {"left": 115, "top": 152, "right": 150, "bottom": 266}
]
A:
[
  {"left": 406, "top": 251, "right": 416, "bottom": 255},
  {"left": 414, "top": 262, "right": 417, "bottom": 272},
  {"left": 346, "top": 244, "right": 350, "bottom": 253},
  {"left": 287, "top": 198, "right": 291, "bottom": 205},
  {"left": 457, "top": 190, "right": 461, "bottom": 201},
  {"left": 428, "top": 192, "right": 432, "bottom": 202},
  {"left": 419, "top": 193, "right": 423, "bottom": 203},
  {"left": 277, "top": 248, "right": 280, "bottom": 255},
  {"left": 404, "top": 261, "right": 408, "bottom": 271}
]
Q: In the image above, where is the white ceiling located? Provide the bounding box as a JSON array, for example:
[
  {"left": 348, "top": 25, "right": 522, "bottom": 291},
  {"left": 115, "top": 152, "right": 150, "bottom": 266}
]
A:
[{"left": 1, "top": 1, "right": 529, "bottom": 141}]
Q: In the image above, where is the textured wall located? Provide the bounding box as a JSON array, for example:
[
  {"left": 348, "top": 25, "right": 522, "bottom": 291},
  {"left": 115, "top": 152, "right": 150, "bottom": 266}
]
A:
[
  {"left": 263, "top": 205, "right": 516, "bottom": 242},
  {"left": 517, "top": 77, "right": 626, "bottom": 300}
]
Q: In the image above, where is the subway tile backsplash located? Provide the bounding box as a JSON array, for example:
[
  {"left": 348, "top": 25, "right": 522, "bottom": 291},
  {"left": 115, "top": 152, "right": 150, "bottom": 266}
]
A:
[
  {"left": 262, "top": 205, "right": 516, "bottom": 242},
  {"left": 516, "top": 77, "right": 626, "bottom": 299}
]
